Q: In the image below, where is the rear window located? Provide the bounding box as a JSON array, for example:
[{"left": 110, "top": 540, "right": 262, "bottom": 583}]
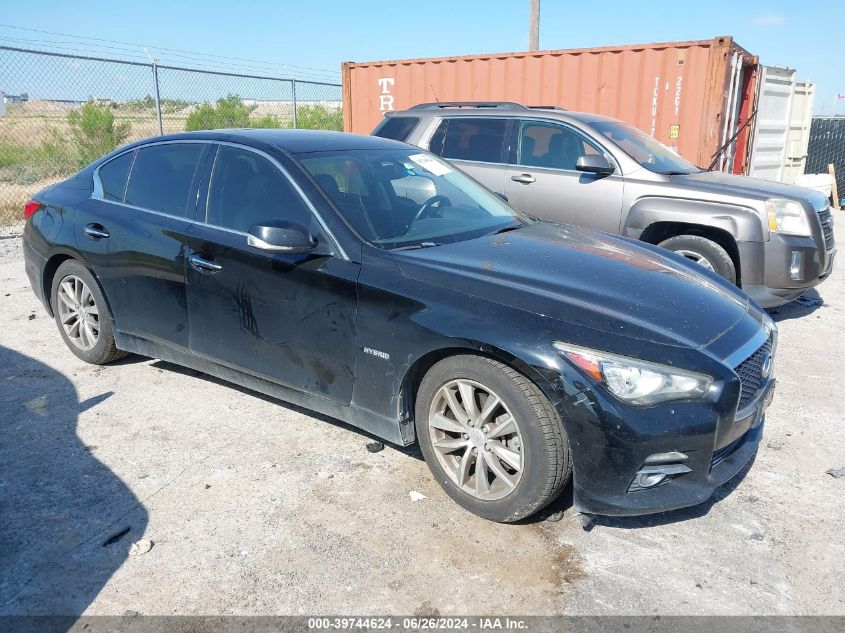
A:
[
  {"left": 373, "top": 116, "right": 420, "bottom": 141},
  {"left": 98, "top": 151, "right": 134, "bottom": 201},
  {"left": 125, "top": 144, "right": 204, "bottom": 217},
  {"left": 428, "top": 118, "right": 508, "bottom": 163}
]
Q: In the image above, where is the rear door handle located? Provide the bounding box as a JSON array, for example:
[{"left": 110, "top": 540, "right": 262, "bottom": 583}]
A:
[
  {"left": 83, "top": 224, "right": 110, "bottom": 239},
  {"left": 189, "top": 254, "right": 223, "bottom": 273},
  {"left": 511, "top": 173, "right": 536, "bottom": 184}
]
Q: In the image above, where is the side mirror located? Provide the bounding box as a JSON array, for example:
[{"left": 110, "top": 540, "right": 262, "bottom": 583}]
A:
[
  {"left": 576, "top": 154, "right": 615, "bottom": 176},
  {"left": 247, "top": 221, "right": 316, "bottom": 254}
]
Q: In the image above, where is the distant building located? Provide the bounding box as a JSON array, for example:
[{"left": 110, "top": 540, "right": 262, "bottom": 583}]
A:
[{"left": 2, "top": 91, "right": 28, "bottom": 104}]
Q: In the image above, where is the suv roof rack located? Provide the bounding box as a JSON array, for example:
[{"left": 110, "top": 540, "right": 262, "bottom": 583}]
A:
[
  {"left": 528, "top": 105, "right": 567, "bottom": 111},
  {"left": 409, "top": 101, "right": 528, "bottom": 110}
]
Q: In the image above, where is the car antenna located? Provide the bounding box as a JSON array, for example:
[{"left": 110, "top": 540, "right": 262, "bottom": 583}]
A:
[{"left": 430, "top": 85, "right": 440, "bottom": 103}]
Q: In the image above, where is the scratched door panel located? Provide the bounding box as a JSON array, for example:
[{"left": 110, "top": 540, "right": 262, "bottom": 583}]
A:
[{"left": 185, "top": 223, "right": 359, "bottom": 404}]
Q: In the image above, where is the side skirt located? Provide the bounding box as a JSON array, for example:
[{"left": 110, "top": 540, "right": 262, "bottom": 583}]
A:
[{"left": 114, "top": 331, "right": 410, "bottom": 446}]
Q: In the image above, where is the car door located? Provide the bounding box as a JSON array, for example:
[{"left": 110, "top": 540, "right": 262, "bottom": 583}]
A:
[
  {"left": 184, "top": 143, "right": 359, "bottom": 404},
  {"left": 504, "top": 120, "right": 625, "bottom": 233},
  {"left": 77, "top": 141, "right": 209, "bottom": 348},
  {"left": 426, "top": 117, "right": 511, "bottom": 196}
]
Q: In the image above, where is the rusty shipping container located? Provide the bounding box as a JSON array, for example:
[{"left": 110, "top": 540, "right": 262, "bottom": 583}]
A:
[{"left": 342, "top": 36, "right": 759, "bottom": 173}]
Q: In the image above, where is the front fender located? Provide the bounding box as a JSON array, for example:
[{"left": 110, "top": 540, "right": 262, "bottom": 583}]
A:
[{"left": 624, "top": 197, "right": 765, "bottom": 242}]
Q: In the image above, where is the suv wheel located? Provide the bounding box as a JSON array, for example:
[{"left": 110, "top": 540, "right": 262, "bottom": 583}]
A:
[
  {"left": 415, "top": 355, "right": 570, "bottom": 522},
  {"left": 50, "top": 260, "right": 128, "bottom": 365},
  {"left": 658, "top": 234, "right": 737, "bottom": 284}
]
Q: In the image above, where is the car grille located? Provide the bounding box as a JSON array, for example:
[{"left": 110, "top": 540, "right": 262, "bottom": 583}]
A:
[
  {"left": 734, "top": 336, "right": 773, "bottom": 410},
  {"left": 818, "top": 207, "right": 835, "bottom": 251}
]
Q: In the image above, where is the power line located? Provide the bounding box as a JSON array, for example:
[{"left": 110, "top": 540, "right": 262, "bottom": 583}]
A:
[
  {"left": 0, "top": 22, "right": 342, "bottom": 76},
  {"left": 0, "top": 35, "right": 340, "bottom": 83},
  {"left": 0, "top": 22, "right": 341, "bottom": 80}
]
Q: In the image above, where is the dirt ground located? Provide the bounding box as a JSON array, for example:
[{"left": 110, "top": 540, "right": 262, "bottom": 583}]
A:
[{"left": 0, "top": 220, "right": 843, "bottom": 617}]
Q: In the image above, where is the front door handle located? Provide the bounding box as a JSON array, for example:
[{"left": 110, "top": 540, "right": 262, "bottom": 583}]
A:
[
  {"left": 189, "top": 254, "right": 223, "bottom": 273},
  {"left": 511, "top": 173, "right": 536, "bottom": 184},
  {"left": 83, "top": 224, "right": 110, "bottom": 239}
]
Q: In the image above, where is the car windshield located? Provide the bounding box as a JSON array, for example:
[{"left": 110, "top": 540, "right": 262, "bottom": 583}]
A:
[
  {"left": 590, "top": 120, "right": 701, "bottom": 175},
  {"left": 297, "top": 148, "right": 528, "bottom": 249}
]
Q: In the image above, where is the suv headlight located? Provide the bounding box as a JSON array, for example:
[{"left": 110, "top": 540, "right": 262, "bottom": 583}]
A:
[
  {"left": 766, "top": 198, "right": 811, "bottom": 237},
  {"left": 553, "top": 342, "right": 712, "bottom": 406}
]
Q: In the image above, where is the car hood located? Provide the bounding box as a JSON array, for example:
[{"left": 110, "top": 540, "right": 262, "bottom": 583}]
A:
[
  {"left": 393, "top": 222, "right": 751, "bottom": 348},
  {"left": 671, "top": 170, "right": 827, "bottom": 208}
]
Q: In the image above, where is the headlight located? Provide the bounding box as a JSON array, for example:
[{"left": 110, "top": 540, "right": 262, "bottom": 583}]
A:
[
  {"left": 766, "top": 198, "right": 811, "bottom": 237},
  {"left": 553, "top": 342, "right": 712, "bottom": 406}
]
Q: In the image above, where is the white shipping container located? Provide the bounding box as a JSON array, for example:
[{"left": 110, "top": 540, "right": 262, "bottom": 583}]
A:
[
  {"left": 782, "top": 80, "right": 815, "bottom": 185},
  {"left": 747, "top": 66, "right": 815, "bottom": 184}
]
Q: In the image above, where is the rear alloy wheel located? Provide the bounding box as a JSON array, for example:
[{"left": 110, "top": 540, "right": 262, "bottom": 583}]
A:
[
  {"left": 416, "top": 355, "right": 570, "bottom": 522},
  {"left": 50, "top": 260, "right": 127, "bottom": 365},
  {"left": 658, "top": 234, "right": 737, "bottom": 284},
  {"left": 57, "top": 275, "right": 100, "bottom": 352}
]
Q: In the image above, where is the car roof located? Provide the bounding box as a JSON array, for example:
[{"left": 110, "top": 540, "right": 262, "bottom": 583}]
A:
[{"left": 139, "top": 129, "right": 410, "bottom": 154}]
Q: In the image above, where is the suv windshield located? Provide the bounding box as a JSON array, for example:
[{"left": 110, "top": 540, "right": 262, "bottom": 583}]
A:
[
  {"left": 298, "top": 148, "right": 527, "bottom": 249},
  {"left": 591, "top": 120, "right": 701, "bottom": 175}
]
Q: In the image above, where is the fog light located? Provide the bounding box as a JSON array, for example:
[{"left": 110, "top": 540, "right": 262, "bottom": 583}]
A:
[
  {"left": 789, "top": 251, "right": 802, "bottom": 280},
  {"left": 628, "top": 452, "right": 692, "bottom": 492}
]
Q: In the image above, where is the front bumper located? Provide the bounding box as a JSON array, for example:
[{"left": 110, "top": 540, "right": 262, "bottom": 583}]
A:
[
  {"left": 739, "top": 224, "right": 836, "bottom": 309},
  {"left": 559, "top": 368, "right": 774, "bottom": 518}
]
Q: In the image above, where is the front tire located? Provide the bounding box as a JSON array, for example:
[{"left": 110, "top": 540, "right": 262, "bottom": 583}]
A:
[
  {"left": 50, "top": 260, "right": 127, "bottom": 365},
  {"left": 415, "top": 355, "right": 570, "bottom": 522},
  {"left": 658, "top": 234, "right": 737, "bottom": 284}
]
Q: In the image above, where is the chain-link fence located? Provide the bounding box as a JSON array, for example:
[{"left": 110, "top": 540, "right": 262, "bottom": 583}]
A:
[
  {"left": 0, "top": 45, "right": 341, "bottom": 224},
  {"left": 806, "top": 116, "right": 845, "bottom": 206}
]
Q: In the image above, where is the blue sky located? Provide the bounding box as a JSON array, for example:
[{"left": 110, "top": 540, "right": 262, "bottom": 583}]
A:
[{"left": 2, "top": 0, "right": 843, "bottom": 113}]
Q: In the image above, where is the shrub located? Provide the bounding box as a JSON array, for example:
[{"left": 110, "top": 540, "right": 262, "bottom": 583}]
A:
[
  {"left": 185, "top": 95, "right": 280, "bottom": 131},
  {"left": 67, "top": 101, "right": 131, "bottom": 165},
  {"left": 291, "top": 104, "right": 343, "bottom": 131}
]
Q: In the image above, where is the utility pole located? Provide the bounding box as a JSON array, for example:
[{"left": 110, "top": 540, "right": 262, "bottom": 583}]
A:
[{"left": 528, "top": 0, "right": 540, "bottom": 51}]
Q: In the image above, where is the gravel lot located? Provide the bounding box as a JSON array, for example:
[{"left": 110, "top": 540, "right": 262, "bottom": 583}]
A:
[{"left": 1, "top": 220, "right": 843, "bottom": 617}]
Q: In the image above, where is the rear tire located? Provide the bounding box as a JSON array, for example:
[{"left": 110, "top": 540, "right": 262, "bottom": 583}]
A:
[
  {"left": 50, "top": 260, "right": 128, "bottom": 365},
  {"left": 658, "top": 234, "right": 737, "bottom": 284},
  {"left": 415, "top": 354, "right": 570, "bottom": 523}
]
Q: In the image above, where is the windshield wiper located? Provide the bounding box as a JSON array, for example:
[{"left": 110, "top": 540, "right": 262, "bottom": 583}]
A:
[
  {"left": 391, "top": 241, "right": 440, "bottom": 251},
  {"left": 486, "top": 223, "right": 523, "bottom": 237}
]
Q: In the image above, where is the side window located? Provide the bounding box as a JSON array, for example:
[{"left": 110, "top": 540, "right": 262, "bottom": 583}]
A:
[
  {"left": 98, "top": 151, "right": 134, "bottom": 202},
  {"left": 373, "top": 116, "right": 420, "bottom": 141},
  {"left": 429, "top": 118, "right": 508, "bottom": 163},
  {"left": 206, "top": 145, "right": 314, "bottom": 233},
  {"left": 516, "top": 121, "right": 604, "bottom": 171},
  {"left": 125, "top": 144, "right": 204, "bottom": 216}
]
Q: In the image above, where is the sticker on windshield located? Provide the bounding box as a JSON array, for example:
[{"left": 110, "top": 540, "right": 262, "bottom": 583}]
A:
[{"left": 408, "top": 153, "right": 452, "bottom": 176}]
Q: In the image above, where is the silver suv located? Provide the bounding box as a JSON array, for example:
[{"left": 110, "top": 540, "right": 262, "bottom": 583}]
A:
[{"left": 373, "top": 102, "right": 836, "bottom": 308}]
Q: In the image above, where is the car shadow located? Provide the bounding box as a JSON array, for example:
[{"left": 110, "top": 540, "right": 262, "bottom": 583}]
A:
[
  {"left": 766, "top": 289, "right": 825, "bottom": 322},
  {"left": 0, "top": 345, "right": 148, "bottom": 624}
]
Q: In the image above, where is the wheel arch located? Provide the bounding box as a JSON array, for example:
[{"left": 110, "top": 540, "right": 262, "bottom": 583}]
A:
[
  {"left": 41, "top": 251, "right": 78, "bottom": 317},
  {"left": 398, "top": 342, "right": 566, "bottom": 444},
  {"left": 42, "top": 251, "right": 115, "bottom": 321},
  {"left": 639, "top": 221, "right": 743, "bottom": 285}
]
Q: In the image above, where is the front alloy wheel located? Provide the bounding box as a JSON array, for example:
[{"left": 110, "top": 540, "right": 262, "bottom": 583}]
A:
[
  {"left": 415, "top": 355, "right": 570, "bottom": 522},
  {"left": 428, "top": 379, "right": 524, "bottom": 501}
]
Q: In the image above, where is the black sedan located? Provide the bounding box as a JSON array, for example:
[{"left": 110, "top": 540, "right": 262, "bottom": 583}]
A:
[{"left": 23, "top": 130, "right": 776, "bottom": 522}]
